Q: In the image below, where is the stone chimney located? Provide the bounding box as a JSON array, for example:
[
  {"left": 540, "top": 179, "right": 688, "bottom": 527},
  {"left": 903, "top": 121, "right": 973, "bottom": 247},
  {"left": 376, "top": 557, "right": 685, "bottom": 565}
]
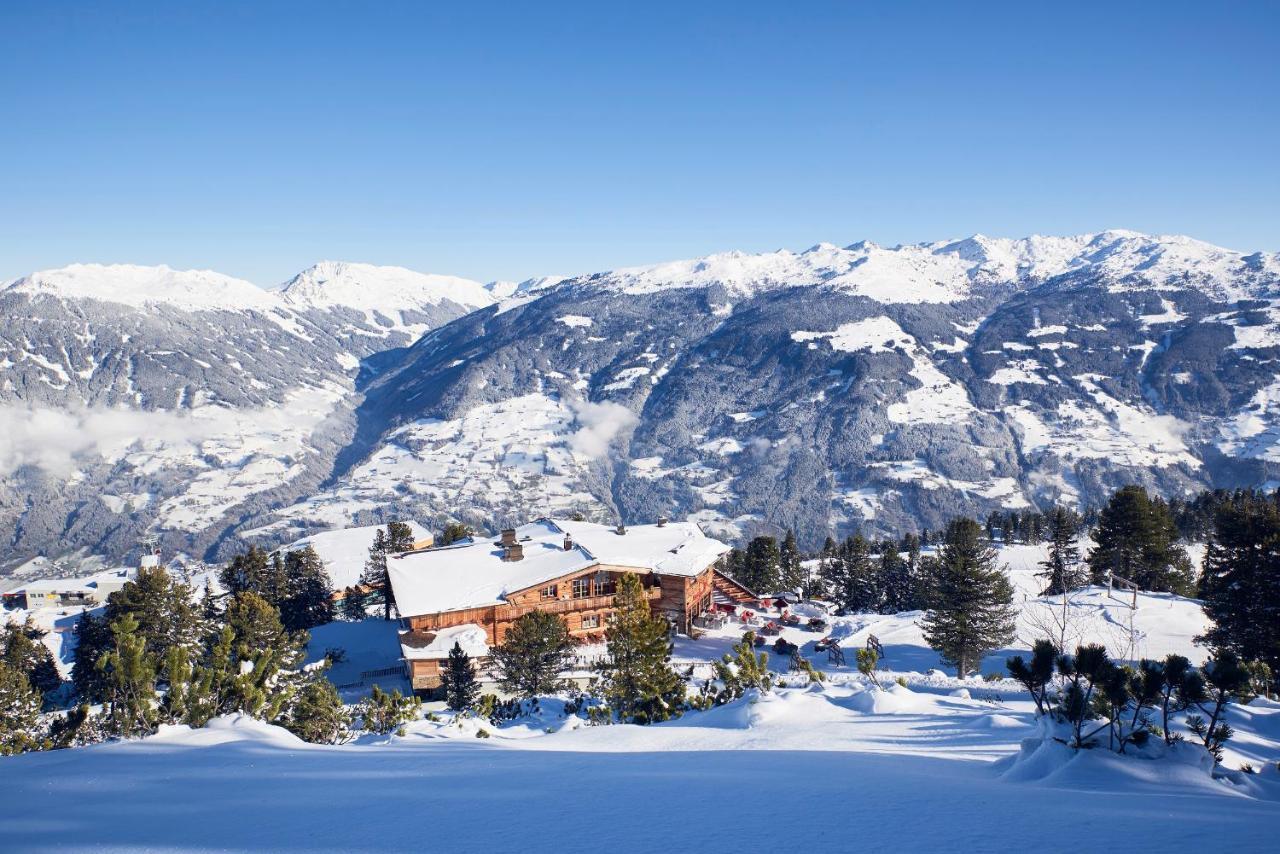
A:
[
  {"left": 503, "top": 542, "right": 525, "bottom": 562},
  {"left": 500, "top": 528, "right": 517, "bottom": 547},
  {"left": 563, "top": 534, "right": 573, "bottom": 551}
]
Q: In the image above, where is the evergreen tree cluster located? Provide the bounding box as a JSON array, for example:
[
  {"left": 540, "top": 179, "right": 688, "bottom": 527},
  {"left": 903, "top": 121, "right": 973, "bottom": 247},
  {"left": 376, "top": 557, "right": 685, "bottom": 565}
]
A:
[
  {"left": 9, "top": 567, "right": 353, "bottom": 752},
  {"left": 438, "top": 522, "right": 472, "bottom": 547},
  {"left": 721, "top": 531, "right": 806, "bottom": 595},
  {"left": 1198, "top": 489, "right": 1280, "bottom": 692},
  {"left": 1087, "top": 485, "right": 1195, "bottom": 594},
  {"left": 219, "top": 545, "right": 335, "bottom": 632},
  {"left": 817, "top": 534, "right": 925, "bottom": 614}
]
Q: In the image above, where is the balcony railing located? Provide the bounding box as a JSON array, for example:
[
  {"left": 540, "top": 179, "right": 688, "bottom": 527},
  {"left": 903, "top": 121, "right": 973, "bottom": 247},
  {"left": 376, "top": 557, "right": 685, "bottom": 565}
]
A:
[{"left": 499, "top": 586, "right": 660, "bottom": 620}]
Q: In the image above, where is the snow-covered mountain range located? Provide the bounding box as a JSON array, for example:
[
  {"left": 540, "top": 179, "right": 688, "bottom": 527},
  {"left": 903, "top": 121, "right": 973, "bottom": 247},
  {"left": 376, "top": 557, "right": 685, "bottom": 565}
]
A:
[{"left": 3, "top": 231, "right": 1279, "bottom": 575}]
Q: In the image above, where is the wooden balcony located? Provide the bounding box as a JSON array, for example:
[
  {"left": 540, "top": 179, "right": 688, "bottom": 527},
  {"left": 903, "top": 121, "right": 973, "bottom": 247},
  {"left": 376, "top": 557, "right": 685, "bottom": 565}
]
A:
[{"left": 498, "top": 586, "right": 661, "bottom": 620}]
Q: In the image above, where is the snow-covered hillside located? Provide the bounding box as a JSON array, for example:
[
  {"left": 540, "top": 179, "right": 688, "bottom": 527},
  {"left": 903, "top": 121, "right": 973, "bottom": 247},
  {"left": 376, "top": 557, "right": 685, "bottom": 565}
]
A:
[
  {"left": 2, "top": 692, "right": 1275, "bottom": 852},
  {"left": 7, "top": 230, "right": 1280, "bottom": 575},
  {"left": 287, "top": 230, "right": 1280, "bottom": 547},
  {"left": 0, "top": 260, "right": 502, "bottom": 575},
  {"left": 278, "top": 261, "right": 496, "bottom": 341},
  {"left": 5, "top": 262, "right": 282, "bottom": 312},
  {"left": 2, "top": 537, "right": 1277, "bottom": 852}
]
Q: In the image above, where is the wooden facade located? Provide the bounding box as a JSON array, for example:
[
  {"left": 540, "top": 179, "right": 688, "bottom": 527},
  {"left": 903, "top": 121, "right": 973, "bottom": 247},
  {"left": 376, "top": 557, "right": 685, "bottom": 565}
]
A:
[{"left": 403, "top": 563, "right": 723, "bottom": 691}]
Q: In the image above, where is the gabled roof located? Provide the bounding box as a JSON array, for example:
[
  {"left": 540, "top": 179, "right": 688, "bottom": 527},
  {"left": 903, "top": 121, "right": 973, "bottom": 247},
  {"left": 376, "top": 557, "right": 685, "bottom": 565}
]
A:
[
  {"left": 387, "top": 518, "right": 729, "bottom": 617},
  {"left": 280, "top": 521, "right": 433, "bottom": 589}
]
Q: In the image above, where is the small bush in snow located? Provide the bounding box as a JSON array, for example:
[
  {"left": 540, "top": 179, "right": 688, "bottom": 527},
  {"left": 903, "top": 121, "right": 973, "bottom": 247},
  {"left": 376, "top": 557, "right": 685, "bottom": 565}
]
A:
[
  {"left": 708, "top": 633, "right": 772, "bottom": 706},
  {"left": 357, "top": 684, "right": 419, "bottom": 735},
  {"left": 856, "top": 648, "right": 881, "bottom": 688}
]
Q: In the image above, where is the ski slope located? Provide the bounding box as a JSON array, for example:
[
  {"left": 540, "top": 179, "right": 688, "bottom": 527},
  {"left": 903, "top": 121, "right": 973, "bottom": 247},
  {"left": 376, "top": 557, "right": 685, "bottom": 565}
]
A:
[
  {"left": 1, "top": 688, "right": 1276, "bottom": 853},
  {"left": 2, "top": 539, "right": 1276, "bottom": 852}
]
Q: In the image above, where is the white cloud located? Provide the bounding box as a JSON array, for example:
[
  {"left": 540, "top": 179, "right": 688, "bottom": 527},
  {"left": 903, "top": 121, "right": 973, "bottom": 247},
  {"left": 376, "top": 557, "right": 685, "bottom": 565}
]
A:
[
  {"left": 0, "top": 404, "right": 221, "bottom": 478},
  {"left": 567, "top": 400, "right": 638, "bottom": 459}
]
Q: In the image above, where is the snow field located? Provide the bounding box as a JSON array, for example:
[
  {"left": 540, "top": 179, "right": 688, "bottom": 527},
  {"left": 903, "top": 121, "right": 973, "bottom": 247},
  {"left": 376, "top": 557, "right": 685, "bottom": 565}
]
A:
[{"left": 3, "top": 538, "right": 1279, "bottom": 850}]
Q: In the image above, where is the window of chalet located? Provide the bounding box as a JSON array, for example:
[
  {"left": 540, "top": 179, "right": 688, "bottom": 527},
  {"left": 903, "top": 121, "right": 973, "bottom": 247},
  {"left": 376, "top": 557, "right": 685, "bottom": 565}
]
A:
[
  {"left": 540, "top": 584, "right": 557, "bottom": 600},
  {"left": 572, "top": 576, "right": 591, "bottom": 598},
  {"left": 581, "top": 614, "right": 599, "bottom": 629},
  {"left": 594, "top": 571, "right": 616, "bottom": 596}
]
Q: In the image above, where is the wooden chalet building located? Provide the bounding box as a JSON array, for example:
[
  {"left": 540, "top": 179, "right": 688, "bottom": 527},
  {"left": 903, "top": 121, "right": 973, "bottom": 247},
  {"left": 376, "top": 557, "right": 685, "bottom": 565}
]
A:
[{"left": 387, "top": 518, "right": 756, "bottom": 692}]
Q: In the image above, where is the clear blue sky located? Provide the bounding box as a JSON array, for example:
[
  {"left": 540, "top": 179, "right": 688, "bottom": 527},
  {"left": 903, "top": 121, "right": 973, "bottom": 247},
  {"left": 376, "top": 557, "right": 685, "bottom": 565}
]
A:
[{"left": 2, "top": 1, "right": 1277, "bottom": 286}]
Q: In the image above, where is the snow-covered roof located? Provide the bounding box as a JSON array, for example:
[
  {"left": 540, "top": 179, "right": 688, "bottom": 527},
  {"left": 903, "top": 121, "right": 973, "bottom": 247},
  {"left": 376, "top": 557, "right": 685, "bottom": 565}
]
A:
[
  {"left": 280, "top": 521, "right": 433, "bottom": 589},
  {"left": 555, "top": 519, "right": 731, "bottom": 577},
  {"left": 400, "top": 623, "right": 490, "bottom": 660},
  {"left": 388, "top": 519, "right": 729, "bottom": 616},
  {"left": 2, "top": 567, "right": 134, "bottom": 596}
]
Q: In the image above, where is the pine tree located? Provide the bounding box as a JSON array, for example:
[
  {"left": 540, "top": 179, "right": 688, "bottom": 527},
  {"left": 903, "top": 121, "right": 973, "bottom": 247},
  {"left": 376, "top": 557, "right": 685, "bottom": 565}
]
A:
[
  {"left": 878, "top": 547, "right": 913, "bottom": 614},
  {"left": 340, "top": 587, "right": 368, "bottom": 622},
  {"left": 1199, "top": 491, "right": 1280, "bottom": 687},
  {"left": 441, "top": 641, "right": 480, "bottom": 712},
  {"left": 219, "top": 546, "right": 272, "bottom": 597},
  {"left": 741, "top": 536, "right": 782, "bottom": 594},
  {"left": 1087, "top": 485, "right": 1195, "bottom": 594},
  {"left": 920, "top": 518, "right": 1017, "bottom": 678},
  {"left": 490, "top": 611, "right": 574, "bottom": 699},
  {"left": 285, "top": 678, "right": 352, "bottom": 744},
  {"left": 710, "top": 632, "right": 772, "bottom": 704},
  {"left": 779, "top": 530, "right": 804, "bottom": 593},
  {"left": 1039, "top": 505, "right": 1085, "bottom": 594},
  {"left": 439, "top": 522, "right": 471, "bottom": 546},
  {"left": 361, "top": 528, "right": 395, "bottom": 620},
  {"left": 185, "top": 625, "right": 237, "bottom": 727},
  {"left": 105, "top": 565, "right": 200, "bottom": 662},
  {"left": 723, "top": 548, "right": 748, "bottom": 589},
  {"left": 595, "top": 573, "right": 685, "bottom": 724},
  {"left": 96, "top": 612, "right": 158, "bottom": 739},
  {"left": 0, "top": 660, "right": 43, "bottom": 755},
  {"left": 386, "top": 520, "right": 416, "bottom": 553},
  {"left": 280, "top": 545, "right": 335, "bottom": 631},
  {"left": 1187, "top": 650, "right": 1250, "bottom": 761},
  {"left": 836, "top": 535, "right": 878, "bottom": 612},
  {"left": 220, "top": 592, "right": 308, "bottom": 720},
  {"left": 71, "top": 610, "right": 113, "bottom": 702},
  {"left": 1005, "top": 639, "right": 1058, "bottom": 716},
  {"left": 159, "top": 645, "right": 193, "bottom": 724},
  {"left": 199, "top": 579, "right": 221, "bottom": 622},
  {"left": 1, "top": 618, "right": 62, "bottom": 699}
]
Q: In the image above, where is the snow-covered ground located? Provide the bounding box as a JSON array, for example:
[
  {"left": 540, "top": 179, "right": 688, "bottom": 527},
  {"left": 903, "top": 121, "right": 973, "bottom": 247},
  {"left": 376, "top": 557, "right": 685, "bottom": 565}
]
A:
[
  {"left": 268, "top": 393, "right": 614, "bottom": 529},
  {"left": 1, "top": 686, "right": 1276, "bottom": 852},
  {"left": 3, "top": 540, "right": 1277, "bottom": 851}
]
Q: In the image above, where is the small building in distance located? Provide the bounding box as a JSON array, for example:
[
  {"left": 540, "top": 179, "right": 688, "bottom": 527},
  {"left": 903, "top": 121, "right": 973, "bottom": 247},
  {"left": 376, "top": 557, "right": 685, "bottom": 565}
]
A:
[
  {"left": 1, "top": 568, "right": 134, "bottom": 611},
  {"left": 388, "top": 518, "right": 756, "bottom": 692}
]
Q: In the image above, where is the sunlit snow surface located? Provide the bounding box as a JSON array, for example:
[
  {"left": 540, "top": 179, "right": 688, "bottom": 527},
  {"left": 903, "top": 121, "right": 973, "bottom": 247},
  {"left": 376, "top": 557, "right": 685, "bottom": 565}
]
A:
[{"left": 3, "top": 542, "right": 1278, "bottom": 852}]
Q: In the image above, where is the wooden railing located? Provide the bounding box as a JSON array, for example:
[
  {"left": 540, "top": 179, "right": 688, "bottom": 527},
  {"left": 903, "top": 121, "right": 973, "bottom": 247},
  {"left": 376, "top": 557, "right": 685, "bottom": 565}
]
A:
[{"left": 499, "top": 587, "right": 661, "bottom": 620}]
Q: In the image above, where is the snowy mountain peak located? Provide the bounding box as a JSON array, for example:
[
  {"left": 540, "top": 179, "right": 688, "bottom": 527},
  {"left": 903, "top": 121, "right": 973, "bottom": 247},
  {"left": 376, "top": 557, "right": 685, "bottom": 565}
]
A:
[
  {"left": 2, "top": 263, "right": 280, "bottom": 312},
  {"left": 577, "top": 232, "right": 1279, "bottom": 305},
  {"left": 278, "top": 261, "right": 494, "bottom": 312}
]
